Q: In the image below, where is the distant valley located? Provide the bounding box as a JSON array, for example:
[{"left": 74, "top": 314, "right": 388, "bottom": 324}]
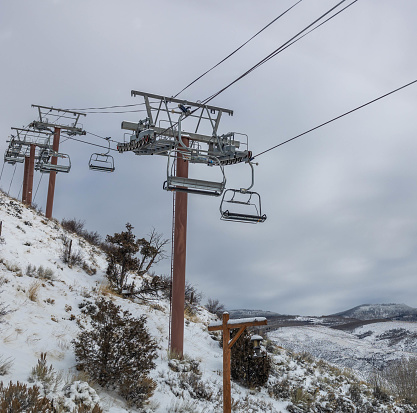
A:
[{"left": 231, "top": 304, "right": 417, "bottom": 377}]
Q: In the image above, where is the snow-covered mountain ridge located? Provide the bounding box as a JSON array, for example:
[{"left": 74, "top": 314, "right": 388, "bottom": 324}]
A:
[
  {"left": 0, "top": 191, "right": 416, "bottom": 412},
  {"left": 331, "top": 303, "right": 417, "bottom": 321}
]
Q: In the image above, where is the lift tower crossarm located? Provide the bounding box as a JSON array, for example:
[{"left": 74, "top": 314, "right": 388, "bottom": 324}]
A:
[
  {"left": 131, "top": 90, "right": 234, "bottom": 116},
  {"left": 31, "top": 105, "right": 87, "bottom": 134},
  {"left": 121, "top": 121, "right": 240, "bottom": 148}
]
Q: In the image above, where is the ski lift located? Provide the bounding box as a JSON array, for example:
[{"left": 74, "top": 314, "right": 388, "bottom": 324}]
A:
[
  {"left": 163, "top": 149, "right": 226, "bottom": 196},
  {"left": 36, "top": 148, "right": 71, "bottom": 173},
  {"left": 89, "top": 137, "right": 115, "bottom": 172},
  {"left": 220, "top": 162, "right": 266, "bottom": 223},
  {"left": 4, "top": 138, "right": 25, "bottom": 165}
]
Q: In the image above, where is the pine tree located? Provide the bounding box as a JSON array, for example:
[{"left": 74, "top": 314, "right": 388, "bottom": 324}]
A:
[
  {"left": 105, "top": 224, "right": 168, "bottom": 294},
  {"left": 105, "top": 223, "right": 140, "bottom": 293},
  {"left": 230, "top": 330, "right": 270, "bottom": 388}
]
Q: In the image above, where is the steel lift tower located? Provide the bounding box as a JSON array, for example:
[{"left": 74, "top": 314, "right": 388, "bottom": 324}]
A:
[
  {"left": 30, "top": 105, "right": 86, "bottom": 218},
  {"left": 119, "top": 90, "right": 257, "bottom": 357}
]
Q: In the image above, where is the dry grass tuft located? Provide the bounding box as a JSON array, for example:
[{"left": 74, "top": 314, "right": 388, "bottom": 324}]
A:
[{"left": 27, "top": 281, "right": 42, "bottom": 302}]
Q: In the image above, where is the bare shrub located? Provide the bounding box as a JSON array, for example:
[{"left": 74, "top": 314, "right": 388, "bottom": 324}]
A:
[
  {"left": 60, "top": 237, "right": 84, "bottom": 268},
  {"left": 26, "top": 264, "right": 37, "bottom": 277},
  {"left": 82, "top": 230, "right": 101, "bottom": 247},
  {"left": 62, "top": 218, "right": 85, "bottom": 235},
  {"left": 61, "top": 218, "right": 103, "bottom": 248},
  {"left": 159, "top": 275, "right": 202, "bottom": 306},
  {"left": 205, "top": 298, "right": 225, "bottom": 318}
]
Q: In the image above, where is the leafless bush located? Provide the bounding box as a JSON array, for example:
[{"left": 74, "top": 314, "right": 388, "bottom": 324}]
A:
[
  {"left": 205, "top": 298, "right": 225, "bottom": 318},
  {"left": 26, "top": 264, "right": 36, "bottom": 277},
  {"left": 62, "top": 218, "right": 85, "bottom": 235},
  {"left": 61, "top": 218, "right": 102, "bottom": 247},
  {"left": 82, "top": 230, "right": 101, "bottom": 246},
  {"left": 61, "top": 240, "right": 83, "bottom": 267},
  {"left": 159, "top": 275, "right": 202, "bottom": 305}
]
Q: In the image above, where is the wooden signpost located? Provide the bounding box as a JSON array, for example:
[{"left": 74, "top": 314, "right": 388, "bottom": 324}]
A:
[{"left": 208, "top": 313, "right": 267, "bottom": 413}]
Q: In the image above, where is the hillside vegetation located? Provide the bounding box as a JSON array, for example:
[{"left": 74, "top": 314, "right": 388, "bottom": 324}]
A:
[{"left": 0, "top": 191, "right": 416, "bottom": 412}]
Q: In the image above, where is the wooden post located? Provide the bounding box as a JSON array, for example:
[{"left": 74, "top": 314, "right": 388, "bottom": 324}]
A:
[
  {"left": 68, "top": 239, "right": 72, "bottom": 263},
  {"left": 208, "top": 314, "right": 267, "bottom": 413},
  {"left": 45, "top": 127, "right": 60, "bottom": 219},
  {"left": 222, "top": 313, "right": 231, "bottom": 412},
  {"left": 170, "top": 137, "right": 189, "bottom": 358}
]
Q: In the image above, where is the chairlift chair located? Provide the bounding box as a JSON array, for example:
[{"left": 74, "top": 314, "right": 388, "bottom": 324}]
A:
[
  {"left": 36, "top": 148, "right": 71, "bottom": 173},
  {"left": 88, "top": 153, "right": 115, "bottom": 172},
  {"left": 219, "top": 162, "right": 266, "bottom": 223},
  {"left": 89, "top": 137, "right": 115, "bottom": 172},
  {"left": 163, "top": 149, "right": 226, "bottom": 197},
  {"left": 4, "top": 148, "right": 24, "bottom": 165},
  {"left": 4, "top": 138, "right": 25, "bottom": 165}
]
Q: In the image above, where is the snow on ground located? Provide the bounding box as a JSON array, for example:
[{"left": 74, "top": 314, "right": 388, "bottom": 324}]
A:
[
  {"left": 0, "top": 193, "right": 290, "bottom": 412},
  {"left": 269, "top": 320, "right": 417, "bottom": 377},
  {"left": 0, "top": 193, "right": 416, "bottom": 412}
]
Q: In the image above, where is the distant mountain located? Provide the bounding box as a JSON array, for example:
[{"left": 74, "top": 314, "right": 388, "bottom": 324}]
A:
[
  {"left": 227, "top": 309, "right": 282, "bottom": 319},
  {"left": 330, "top": 303, "right": 417, "bottom": 321}
]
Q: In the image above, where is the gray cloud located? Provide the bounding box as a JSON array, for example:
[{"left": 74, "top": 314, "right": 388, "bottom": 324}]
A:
[{"left": 1, "top": 0, "right": 417, "bottom": 316}]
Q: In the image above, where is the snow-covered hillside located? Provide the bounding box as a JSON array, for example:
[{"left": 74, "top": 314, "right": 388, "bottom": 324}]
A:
[
  {"left": 0, "top": 192, "right": 416, "bottom": 412},
  {"left": 269, "top": 321, "right": 417, "bottom": 376},
  {"left": 332, "top": 303, "right": 417, "bottom": 320}
]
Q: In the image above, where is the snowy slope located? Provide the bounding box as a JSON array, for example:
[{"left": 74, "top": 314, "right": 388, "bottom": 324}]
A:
[
  {"left": 0, "top": 193, "right": 289, "bottom": 412},
  {"left": 0, "top": 192, "right": 415, "bottom": 412},
  {"left": 269, "top": 321, "right": 417, "bottom": 377},
  {"left": 331, "top": 303, "right": 417, "bottom": 320}
]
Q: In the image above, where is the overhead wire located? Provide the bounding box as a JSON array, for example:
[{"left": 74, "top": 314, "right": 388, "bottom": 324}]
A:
[
  {"left": 173, "top": 0, "right": 304, "bottom": 99},
  {"left": 154, "top": 0, "right": 355, "bottom": 142},
  {"left": 35, "top": 2, "right": 355, "bottom": 151},
  {"left": 84, "top": 131, "right": 119, "bottom": 144},
  {"left": 201, "top": 0, "right": 354, "bottom": 106},
  {"left": 1, "top": 2, "right": 358, "bottom": 168},
  {"left": 66, "top": 102, "right": 148, "bottom": 111},
  {"left": 73, "top": 109, "right": 148, "bottom": 114},
  {"left": 63, "top": 134, "right": 118, "bottom": 152},
  {"left": 253, "top": 79, "right": 417, "bottom": 159}
]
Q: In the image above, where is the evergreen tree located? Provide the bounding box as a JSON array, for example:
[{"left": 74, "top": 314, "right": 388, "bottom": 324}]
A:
[
  {"left": 105, "top": 223, "right": 140, "bottom": 293},
  {"left": 105, "top": 224, "right": 168, "bottom": 293},
  {"left": 73, "top": 298, "right": 157, "bottom": 408},
  {"left": 230, "top": 330, "right": 270, "bottom": 388}
]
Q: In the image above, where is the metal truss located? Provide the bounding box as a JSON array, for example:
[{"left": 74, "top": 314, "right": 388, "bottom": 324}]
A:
[
  {"left": 30, "top": 105, "right": 86, "bottom": 135},
  {"left": 118, "top": 91, "right": 250, "bottom": 165}
]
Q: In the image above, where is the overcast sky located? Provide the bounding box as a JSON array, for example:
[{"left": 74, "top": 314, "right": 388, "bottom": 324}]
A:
[{"left": 1, "top": 0, "right": 417, "bottom": 316}]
